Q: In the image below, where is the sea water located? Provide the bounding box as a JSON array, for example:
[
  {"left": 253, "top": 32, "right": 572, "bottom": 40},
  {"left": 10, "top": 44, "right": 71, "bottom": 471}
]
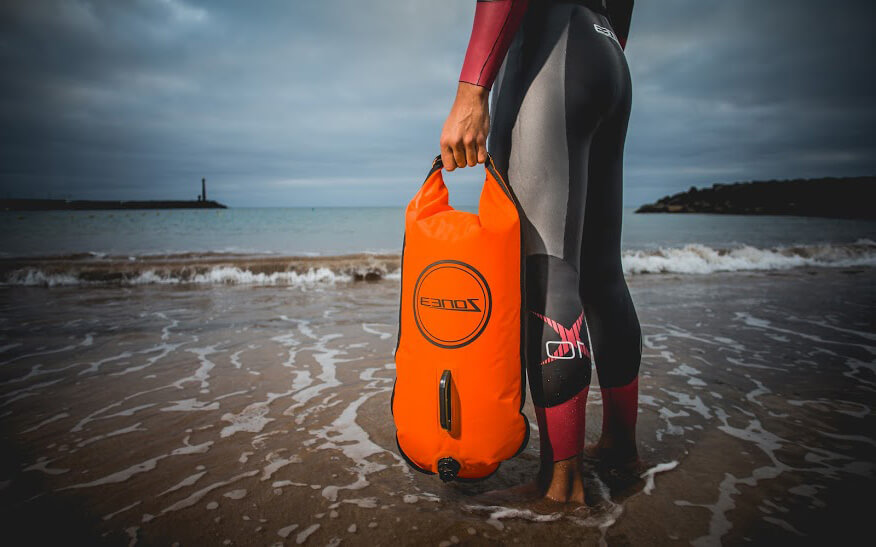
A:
[{"left": 1, "top": 207, "right": 874, "bottom": 285}]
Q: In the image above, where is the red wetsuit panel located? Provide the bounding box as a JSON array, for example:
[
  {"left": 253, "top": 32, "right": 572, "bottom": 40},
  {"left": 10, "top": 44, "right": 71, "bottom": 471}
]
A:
[
  {"left": 459, "top": 0, "right": 530, "bottom": 89},
  {"left": 601, "top": 376, "right": 639, "bottom": 439},
  {"left": 534, "top": 387, "right": 589, "bottom": 461}
]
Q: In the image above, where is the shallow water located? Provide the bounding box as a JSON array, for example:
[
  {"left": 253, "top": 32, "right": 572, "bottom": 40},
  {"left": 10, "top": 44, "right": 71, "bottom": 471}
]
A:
[
  {"left": 2, "top": 207, "right": 874, "bottom": 258},
  {"left": 0, "top": 268, "right": 873, "bottom": 545}
]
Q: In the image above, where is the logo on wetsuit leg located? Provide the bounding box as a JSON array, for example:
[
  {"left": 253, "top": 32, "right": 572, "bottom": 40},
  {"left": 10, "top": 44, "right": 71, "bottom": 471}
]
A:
[
  {"left": 531, "top": 310, "right": 590, "bottom": 365},
  {"left": 413, "top": 260, "right": 492, "bottom": 349},
  {"left": 593, "top": 23, "right": 619, "bottom": 45}
]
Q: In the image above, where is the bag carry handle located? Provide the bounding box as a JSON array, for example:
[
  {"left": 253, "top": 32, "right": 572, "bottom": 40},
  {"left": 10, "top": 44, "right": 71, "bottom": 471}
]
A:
[{"left": 427, "top": 153, "right": 514, "bottom": 198}]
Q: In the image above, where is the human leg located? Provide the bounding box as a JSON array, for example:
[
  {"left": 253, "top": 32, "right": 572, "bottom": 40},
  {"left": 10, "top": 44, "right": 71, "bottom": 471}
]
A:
[
  {"left": 488, "top": 1, "right": 629, "bottom": 501},
  {"left": 572, "top": 17, "right": 643, "bottom": 466}
]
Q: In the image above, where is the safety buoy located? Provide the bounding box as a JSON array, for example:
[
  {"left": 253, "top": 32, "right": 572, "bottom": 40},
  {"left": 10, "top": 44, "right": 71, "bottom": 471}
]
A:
[{"left": 392, "top": 154, "right": 530, "bottom": 482}]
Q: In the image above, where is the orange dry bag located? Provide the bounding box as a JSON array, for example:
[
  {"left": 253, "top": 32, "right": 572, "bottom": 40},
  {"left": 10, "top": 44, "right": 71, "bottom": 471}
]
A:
[{"left": 391, "top": 154, "right": 530, "bottom": 482}]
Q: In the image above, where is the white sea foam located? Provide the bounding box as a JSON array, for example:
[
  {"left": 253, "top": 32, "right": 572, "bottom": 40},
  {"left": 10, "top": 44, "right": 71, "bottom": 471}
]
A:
[
  {"left": 312, "top": 390, "right": 404, "bottom": 502},
  {"left": 76, "top": 422, "right": 148, "bottom": 448},
  {"left": 60, "top": 436, "right": 212, "bottom": 490},
  {"left": 341, "top": 497, "right": 378, "bottom": 508},
  {"left": 220, "top": 401, "right": 277, "bottom": 438},
  {"left": 21, "top": 412, "right": 70, "bottom": 434},
  {"left": 787, "top": 398, "right": 871, "bottom": 418},
  {"left": 622, "top": 240, "right": 876, "bottom": 274},
  {"left": 161, "top": 399, "right": 219, "bottom": 412},
  {"left": 102, "top": 500, "right": 142, "bottom": 521},
  {"left": 260, "top": 451, "right": 302, "bottom": 481},
  {"left": 464, "top": 504, "right": 564, "bottom": 531},
  {"left": 24, "top": 456, "right": 70, "bottom": 475},
  {"left": 0, "top": 343, "right": 22, "bottom": 353},
  {"left": 2, "top": 265, "right": 353, "bottom": 287},
  {"left": 157, "top": 471, "right": 207, "bottom": 497},
  {"left": 157, "top": 470, "right": 259, "bottom": 516},
  {"left": 278, "top": 524, "right": 299, "bottom": 539},
  {"left": 3, "top": 241, "right": 873, "bottom": 286},
  {"left": 641, "top": 461, "right": 679, "bottom": 495},
  {"left": 296, "top": 524, "right": 320, "bottom": 544},
  {"left": 136, "top": 266, "right": 349, "bottom": 286},
  {"left": 362, "top": 323, "right": 392, "bottom": 340}
]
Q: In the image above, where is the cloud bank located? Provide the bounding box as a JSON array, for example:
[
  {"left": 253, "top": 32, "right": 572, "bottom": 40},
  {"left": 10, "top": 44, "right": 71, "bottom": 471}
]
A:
[{"left": 0, "top": 0, "right": 872, "bottom": 206}]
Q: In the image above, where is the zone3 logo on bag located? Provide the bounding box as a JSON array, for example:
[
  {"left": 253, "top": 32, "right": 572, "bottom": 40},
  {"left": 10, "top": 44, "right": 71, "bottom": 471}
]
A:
[{"left": 413, "top": 260, "right": 492, "bottom": 349}]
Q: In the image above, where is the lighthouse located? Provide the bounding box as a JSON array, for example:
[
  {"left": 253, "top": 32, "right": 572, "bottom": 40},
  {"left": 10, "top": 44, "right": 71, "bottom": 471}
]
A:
[{"left": 201, "top": 178, "right": 207, "bottom": 201}]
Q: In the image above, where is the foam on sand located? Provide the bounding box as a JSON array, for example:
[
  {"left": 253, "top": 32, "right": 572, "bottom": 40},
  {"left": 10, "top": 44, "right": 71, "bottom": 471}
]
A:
[{"left": 641, "top": 461, "right": 679, "bottom": 495}]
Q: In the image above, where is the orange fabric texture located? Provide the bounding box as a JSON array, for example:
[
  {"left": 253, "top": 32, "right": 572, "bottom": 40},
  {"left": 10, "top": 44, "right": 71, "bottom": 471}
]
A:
[{"left": 392, "top": 155, "right": 529, "bottom": 480}]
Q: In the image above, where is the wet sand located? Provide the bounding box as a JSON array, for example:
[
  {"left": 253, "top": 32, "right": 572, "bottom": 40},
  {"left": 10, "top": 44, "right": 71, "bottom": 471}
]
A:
[{"left": 0, "top": 268, "right": 873, "bottom": 545}]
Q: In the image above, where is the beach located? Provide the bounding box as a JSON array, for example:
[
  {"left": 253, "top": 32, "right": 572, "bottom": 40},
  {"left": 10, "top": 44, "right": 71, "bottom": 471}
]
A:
[
  {"left": 1, "top": 263, "right": 873, "bottom": 546},
  {"left": 3, "top": 0, "right": 874, "bottom": 543}
]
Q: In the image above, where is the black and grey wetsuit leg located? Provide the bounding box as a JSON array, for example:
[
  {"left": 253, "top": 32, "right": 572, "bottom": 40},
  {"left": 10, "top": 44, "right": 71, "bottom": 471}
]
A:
[{"left": 489, "top": 0, "right": 642, "bottom": 462}]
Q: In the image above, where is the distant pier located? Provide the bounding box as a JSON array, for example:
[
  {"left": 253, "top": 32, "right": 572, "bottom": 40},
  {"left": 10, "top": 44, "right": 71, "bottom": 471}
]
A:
[
  {"left": 2, "top": 177, "right": 228, "bottom": 211},
  {"left": 0, "top": 198, "right": 227, "bottom": 211}
]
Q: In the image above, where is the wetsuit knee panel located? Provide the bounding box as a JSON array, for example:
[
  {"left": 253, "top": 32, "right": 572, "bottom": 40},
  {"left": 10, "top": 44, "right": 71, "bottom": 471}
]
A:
[
  {"left": 581, "top": 284, "right": 642, "bottom": 389},
  {"left": 525, "top": 254, "right": 592, "bottom": 407}
]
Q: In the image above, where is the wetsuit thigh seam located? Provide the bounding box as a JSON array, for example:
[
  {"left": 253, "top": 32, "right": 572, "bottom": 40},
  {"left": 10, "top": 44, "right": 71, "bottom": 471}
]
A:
[{"left": 563, "top": 5, "right": 609, "bottom": 267}]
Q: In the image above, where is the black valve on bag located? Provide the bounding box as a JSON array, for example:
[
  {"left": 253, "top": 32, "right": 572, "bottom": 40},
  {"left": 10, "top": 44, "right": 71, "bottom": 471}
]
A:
[{"left": 437, "top": 457, "right": 460, "bottom": 482}]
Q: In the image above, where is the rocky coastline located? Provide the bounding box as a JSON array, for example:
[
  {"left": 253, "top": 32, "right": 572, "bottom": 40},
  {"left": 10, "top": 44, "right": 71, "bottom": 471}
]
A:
[{"left": 636, "top": 176, "right": 874, "bottom": 219}]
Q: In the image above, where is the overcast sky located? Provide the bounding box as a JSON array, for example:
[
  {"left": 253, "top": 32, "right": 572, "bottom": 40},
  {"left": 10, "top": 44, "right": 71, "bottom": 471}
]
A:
[{"left": 1, "top": 0, "right": 873, "bottom": 207}]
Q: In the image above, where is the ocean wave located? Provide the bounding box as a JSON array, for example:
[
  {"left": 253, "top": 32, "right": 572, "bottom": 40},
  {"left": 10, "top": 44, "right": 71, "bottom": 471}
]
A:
[
  {"left": 0, "top": 253, "right": 400, "bottom": 288},
  {"left": 0, "top": 241, "right": 873, "bottom": 287},
  {"left": 622, "top": 239, "right": 876, "bottom": 274}
]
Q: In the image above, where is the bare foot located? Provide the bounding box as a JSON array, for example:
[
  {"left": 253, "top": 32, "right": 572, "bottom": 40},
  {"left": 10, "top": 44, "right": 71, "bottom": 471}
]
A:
[
  {"left": 474, "top": 456, "right": 589, "bottom": 509},
  {"left": 543, "top": 457, "right": 586, "bottom": 505}
]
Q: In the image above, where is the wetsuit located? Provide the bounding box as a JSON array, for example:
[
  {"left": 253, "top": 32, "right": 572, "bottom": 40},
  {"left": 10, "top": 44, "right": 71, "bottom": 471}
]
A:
[{"left": 459, "top": 0, "right": 642, "bottom": 462}]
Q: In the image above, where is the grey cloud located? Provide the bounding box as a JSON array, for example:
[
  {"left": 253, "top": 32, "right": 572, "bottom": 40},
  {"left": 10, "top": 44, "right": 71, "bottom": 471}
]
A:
[
  {"left": 0, "top": 0, "right": 873, "bottom": 207},
  {"left": 622, "top": 0, "right": 876, "bottom": 204}
]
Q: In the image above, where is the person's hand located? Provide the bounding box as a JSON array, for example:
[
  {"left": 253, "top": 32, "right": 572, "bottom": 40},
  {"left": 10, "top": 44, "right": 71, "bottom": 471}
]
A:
[{"left": 440, "top": 82, "right": 490, "bottom": 171}]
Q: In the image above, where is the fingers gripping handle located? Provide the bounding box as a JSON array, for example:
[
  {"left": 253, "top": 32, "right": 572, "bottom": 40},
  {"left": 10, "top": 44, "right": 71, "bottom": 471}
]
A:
[{"left": 431, "top": 153, "right": 493, "bottom": 172}]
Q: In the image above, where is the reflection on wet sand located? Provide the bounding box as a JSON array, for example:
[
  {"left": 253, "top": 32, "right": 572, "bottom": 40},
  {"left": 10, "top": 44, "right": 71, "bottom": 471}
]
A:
[{"left": 0, "top": 268, "right": 873, "bottom": 545}]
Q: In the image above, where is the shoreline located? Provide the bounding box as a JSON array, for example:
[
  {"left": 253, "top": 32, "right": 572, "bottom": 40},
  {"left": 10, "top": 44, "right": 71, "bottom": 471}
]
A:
[{"left": 0, "top": 240, "right": 874, "bottom": 287}]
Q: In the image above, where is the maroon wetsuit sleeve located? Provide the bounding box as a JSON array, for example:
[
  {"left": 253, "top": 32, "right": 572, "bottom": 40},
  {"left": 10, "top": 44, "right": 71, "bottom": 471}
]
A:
[
  {"left": 607, "top": 0, "right": 633, "bottom": 50},
  {"left": 458, "top": 0, "right": 529, "bottom": 89}
]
